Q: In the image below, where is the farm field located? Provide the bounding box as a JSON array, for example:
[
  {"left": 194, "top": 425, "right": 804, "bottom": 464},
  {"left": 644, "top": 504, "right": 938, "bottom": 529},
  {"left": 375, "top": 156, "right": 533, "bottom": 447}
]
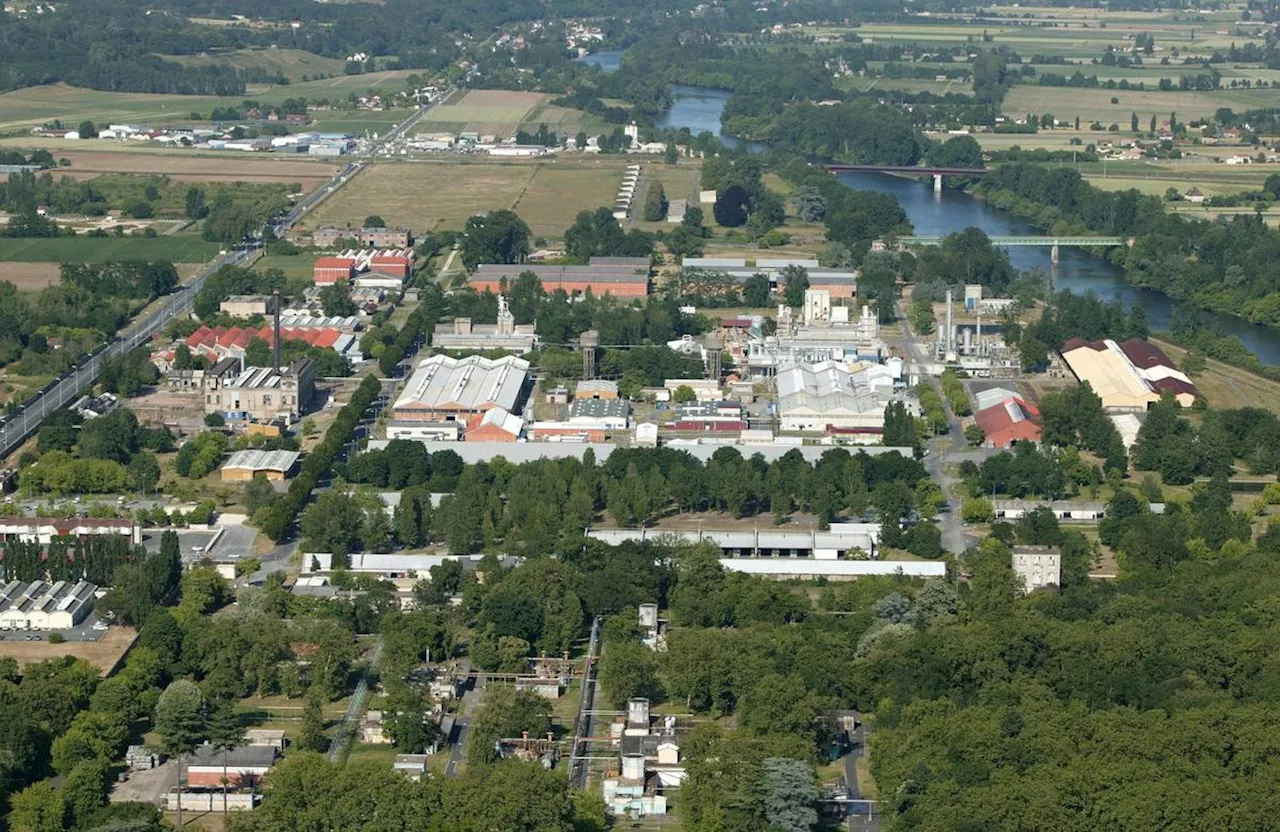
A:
[
  {"left": 1003, "top": 84, "right": 1278, "bottom": 123},
  {"left": 305, "top": 157, "right": 640, "bottom": 238},
  {"left": 158, "top": 47, "right": 347, "bottom": 82},
  {"left": 416, "top": 89, "right": 603, "bottom": 139},
  {"left": 0, "top": 236, "right": 221, "bottom": 263},
  {"left": 417, "top": 89, "right": 548, "bottom": 138},
  {"left": 10, "top": 148, "right": 338, "bottom": 186},
  {"left": 0, "top": 626, "right": 137, "bottom": 674},
  {"left": 0, "top": 262, "right": 62, "bottom": 291},
  {"left": 839, "top": 76, "right": 974, "bottom": 96},
  {"left": 0, "top": 73, "right": 418, "bottom": 132}
]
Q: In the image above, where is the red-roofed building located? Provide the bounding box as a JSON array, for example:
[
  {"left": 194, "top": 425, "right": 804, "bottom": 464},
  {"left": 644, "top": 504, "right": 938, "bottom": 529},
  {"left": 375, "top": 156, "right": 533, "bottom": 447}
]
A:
[
  {"left": 973, "top": 396, "right": 1042, "bottom": 449},
  {"left": 314, "top": 257, "right": 356, "bottom": 284},
  {"left": 370, "top": 254, "right": 412, "bottom": 278}
]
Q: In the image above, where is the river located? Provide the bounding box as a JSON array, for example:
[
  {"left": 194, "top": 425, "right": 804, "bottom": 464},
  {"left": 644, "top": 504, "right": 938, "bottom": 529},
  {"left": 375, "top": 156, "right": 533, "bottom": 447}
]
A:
[{"left": 647, "top": 82, "right": 1280, "bottom": 364}]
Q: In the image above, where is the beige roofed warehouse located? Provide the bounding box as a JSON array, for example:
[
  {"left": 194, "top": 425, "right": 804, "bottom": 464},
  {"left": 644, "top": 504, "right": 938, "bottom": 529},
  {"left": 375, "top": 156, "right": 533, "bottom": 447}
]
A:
[
  {"left": 0, "top": 580, "right": 97, "bottom": 630},
  {"left": 221, "top": 449, "right": 302, "bottom": 482},
  {"left": 392, "top": 354, "right": 530, "bottom": 422}
]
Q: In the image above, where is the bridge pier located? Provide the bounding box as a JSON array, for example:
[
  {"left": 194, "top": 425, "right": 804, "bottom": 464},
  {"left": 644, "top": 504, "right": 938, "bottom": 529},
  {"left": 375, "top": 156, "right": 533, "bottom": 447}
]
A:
[
  {"left": 1051, "top": 242, "right": 1059, "bottom": 264},
  {"left": 933, "top": 174, "right": 943, "bottom": 194}
]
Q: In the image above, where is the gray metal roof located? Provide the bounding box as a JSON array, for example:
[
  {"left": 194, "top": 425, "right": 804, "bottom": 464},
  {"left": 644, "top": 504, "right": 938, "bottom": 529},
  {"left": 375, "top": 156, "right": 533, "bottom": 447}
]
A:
[
  {"left": 394, "top": 354, "right": 529, "bottom": 413},
  {"left": 188, "top": 744, "right": 277, "bottom": 769},
  {"left": 777, "top": 362, "right": 883, "bottom": 416},
  {"left": 570, "top": 398, "right": 630, "bottom": 420},
  {"left": 222, "top": 449, "right": 301, "bottom": 473}
]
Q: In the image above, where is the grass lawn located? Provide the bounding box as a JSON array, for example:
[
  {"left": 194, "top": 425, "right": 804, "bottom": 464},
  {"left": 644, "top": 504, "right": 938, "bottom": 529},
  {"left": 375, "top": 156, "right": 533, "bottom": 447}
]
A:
[
  {"left": 417, "top": 89, "right": 548, "bottom": 138},
  {"left": 344, "top": 743, "right": 401, "bottom": 767},
  {"left": 255, "top": 253, "right": 317, "bottom": 280},
  {"left": 0, "top": 236, "right": 220, "bottom": 263}
]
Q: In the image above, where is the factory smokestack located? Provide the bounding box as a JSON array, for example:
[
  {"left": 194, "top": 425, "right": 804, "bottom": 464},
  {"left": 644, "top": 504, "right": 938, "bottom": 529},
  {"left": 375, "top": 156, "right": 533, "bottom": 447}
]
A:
[{"left": 273, "top": 289, "right": 281, "bottom": 371}]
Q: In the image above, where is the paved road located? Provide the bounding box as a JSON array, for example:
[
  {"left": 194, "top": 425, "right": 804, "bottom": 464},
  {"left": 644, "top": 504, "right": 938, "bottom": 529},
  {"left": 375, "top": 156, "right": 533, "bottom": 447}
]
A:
[
  {"left": 896, "top": 305, "right": 978, "bottom": 555},
  {"left": 446, "top": 673, "right": 485, "bottom": 777},
  {"left": 843, "top": 719, "right": 880, "bottom": 832},
  {"left": 0, "top": 94, "right": 449, "bottom": 466},
  {"left": 0, "top": 246, "right": 256, "bottom": 461}
]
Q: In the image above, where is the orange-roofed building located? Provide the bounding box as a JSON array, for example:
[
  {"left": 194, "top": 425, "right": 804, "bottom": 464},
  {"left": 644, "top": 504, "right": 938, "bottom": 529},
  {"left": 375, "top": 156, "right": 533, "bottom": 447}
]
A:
[{"left": 314, "top": 257, "right": 355, "bottom": 284}]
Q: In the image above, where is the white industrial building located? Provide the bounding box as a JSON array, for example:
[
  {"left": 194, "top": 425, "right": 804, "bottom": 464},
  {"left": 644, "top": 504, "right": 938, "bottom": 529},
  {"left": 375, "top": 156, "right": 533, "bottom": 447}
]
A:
[
  {"left": 0, "top": 517, "right": 141, "bottom": 545},
  {"left": 776, "top": 361, "right": 891, "bottom": 433},
  {"left": 588, "top": 525, "right": 880, "bottom": 558},
  {"left": 0, "top": 580, "right": 97, "bottom": 630},
  {"left": 1012, "top": 545, "right": 1061, "bottom": 593},
  {"left": 391, "top": 354, "right": 530, "bottom": 422}
]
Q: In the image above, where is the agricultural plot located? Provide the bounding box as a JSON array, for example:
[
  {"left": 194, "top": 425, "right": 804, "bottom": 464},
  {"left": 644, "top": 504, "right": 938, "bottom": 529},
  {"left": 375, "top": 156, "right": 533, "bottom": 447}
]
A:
[
  {"left": 32, "top": 149, "right": 336, "bottom": 187},
  {"left": 1003, "top": 85, "right": 1280, "bottom": 124},
  {"left": 0, "top": 72, "right": 419, "bottom": 132},
  {"left": 306, "top": 160, "right": 537, "bottom": 233},
  {"left": 0, "top": 236, "right": 220, "bottom": 263},
  {"left": 305, "top": 157, "right": 642, "bottom": 238},
  {"left": 417, "top": 89, "right": 549, "bottom": 138}
]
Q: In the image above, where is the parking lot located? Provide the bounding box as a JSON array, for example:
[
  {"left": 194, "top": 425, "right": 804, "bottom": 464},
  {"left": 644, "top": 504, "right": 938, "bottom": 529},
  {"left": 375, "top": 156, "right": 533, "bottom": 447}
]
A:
[
  {"left": 205, "top": 522, "right": 258, "bottom": 562},
  {"left": 110, "top": 757, "right": 175, "bottom": 806},
  {"left": 141, "top": 528, "right": 219, "bottom": 558},
  {"left": 0, "top": 612, "right": 109, "bottom": 643}
]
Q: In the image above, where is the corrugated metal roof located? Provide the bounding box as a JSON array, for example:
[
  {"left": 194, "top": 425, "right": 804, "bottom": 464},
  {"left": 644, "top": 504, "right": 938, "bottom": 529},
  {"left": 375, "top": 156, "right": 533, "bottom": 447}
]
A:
[
  {"left": 222, "top": 449, "right": 301, "bottom": 472},
  {"left": 394, "top": 354, "right": 529, "bottom": 413}
]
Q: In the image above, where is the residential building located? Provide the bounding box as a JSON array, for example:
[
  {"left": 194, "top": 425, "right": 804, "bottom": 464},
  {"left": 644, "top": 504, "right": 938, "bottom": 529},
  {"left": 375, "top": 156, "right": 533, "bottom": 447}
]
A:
[
  {"left": 0, "top": 580, "right": 97, "bottom": 630},
  {"left": 1012, "top": 545, "right": 1061, "bottom": 593},
  {"left": 0, "top": 517, "right": 141, "bottom": 545},
  {"left": 393, "top": 755, "right": 428, "bottom": 781},
  {"left": 1060, "top": 337, "right": 1200, "bottom": 410},
  {"left": 973, "top": 395, "right": 1041, "bottom": 449},
  {"left": 470, "top": 257, "right": 650, "bottom": 298},
  {"left": 219, "top": 295, "right": 271, "bottom": 317},
  {"left": 392, "top": 354, "right": 530, "bottom": 423},
  {"left": 221, "top": 449, "right": 301, "bottom": 482},
  {"left": 662, "top": 378, "right": 721, "bottom": 402},
  {"left": 206, "top": 359, "right": 315, "bottom": 423},
  {"left": 777, "top": 361, "right": 890, "bottom": 432},
  {"left": 186, "top": 745, "right": 277, "bottom": 788}
]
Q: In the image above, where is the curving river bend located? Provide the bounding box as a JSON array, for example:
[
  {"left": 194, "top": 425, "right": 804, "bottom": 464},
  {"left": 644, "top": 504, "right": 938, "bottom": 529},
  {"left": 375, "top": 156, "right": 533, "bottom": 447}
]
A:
[{"left": 575, "top": 51, "right": 1280, "bottom": 363}]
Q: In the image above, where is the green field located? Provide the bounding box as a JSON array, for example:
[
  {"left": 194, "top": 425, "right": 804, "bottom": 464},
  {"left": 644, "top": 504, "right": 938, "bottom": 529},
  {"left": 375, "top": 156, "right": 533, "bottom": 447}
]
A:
[
  {"left": 159, "top": 48, "right": 348, "bottom": 83},
  {"left": 0, "top": 72, "right": 419, "bottom": 132},
  {"left": 1003, "top": 85, "right": 1280, "bottom": 123},
  {"left": 0, "top": 236, "right": 220, "bottom": 263}
]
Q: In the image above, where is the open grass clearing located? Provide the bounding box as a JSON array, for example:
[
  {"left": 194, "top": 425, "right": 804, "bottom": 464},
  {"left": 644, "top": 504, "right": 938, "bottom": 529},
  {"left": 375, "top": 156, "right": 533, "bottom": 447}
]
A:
[
  {"left": 158, "top": 47, "right": 347, "bottom": 83},
  {"left": 0, "top": 236, "right": 220, "bottom": 263},
  {"left": 1150, "top": 336, "right": 1280, "bottom": 412}
]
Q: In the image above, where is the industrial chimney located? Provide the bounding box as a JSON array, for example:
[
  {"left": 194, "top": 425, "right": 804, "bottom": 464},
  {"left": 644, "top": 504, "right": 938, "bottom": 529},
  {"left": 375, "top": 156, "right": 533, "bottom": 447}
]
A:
[{"left": 272, "top": 289, "right": 282, "bottom": 372}]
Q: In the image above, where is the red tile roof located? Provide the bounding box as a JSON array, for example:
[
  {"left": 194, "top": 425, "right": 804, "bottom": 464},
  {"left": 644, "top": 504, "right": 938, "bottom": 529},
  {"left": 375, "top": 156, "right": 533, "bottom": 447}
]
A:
[{"left": 974, "top": 396, "right": 1042, "bottom": 448}]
